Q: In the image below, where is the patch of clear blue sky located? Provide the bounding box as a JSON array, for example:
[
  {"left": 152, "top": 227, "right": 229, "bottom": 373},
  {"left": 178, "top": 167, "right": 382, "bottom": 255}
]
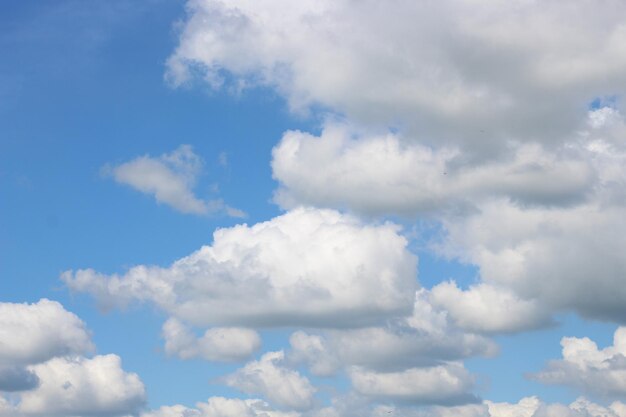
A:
[{"left": 0, "top": 0, "right": 617, "bottom": 410}]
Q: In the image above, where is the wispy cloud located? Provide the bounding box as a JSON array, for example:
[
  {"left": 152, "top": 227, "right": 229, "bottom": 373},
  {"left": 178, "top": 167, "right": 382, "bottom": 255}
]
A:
[{"left": 103, "top": 145, "right": 245, "bottom": 217}]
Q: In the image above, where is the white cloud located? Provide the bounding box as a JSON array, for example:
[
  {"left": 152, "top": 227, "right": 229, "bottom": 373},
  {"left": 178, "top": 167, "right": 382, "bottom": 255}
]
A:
[
  {"left": 162, "top": 318, "right": 261, "bottom": 362},
  {"left": 486, "top": 396, "right": 626, "bottom": 417},
  {"left": 167, "top": 0, "right": 626, "bottom": 148},
  {"left": 302, "top": 396, "right": 626, "bottom": 417},
  {"left": 430, "top": 282, "right": 552, "bottom": 334},
  {"left": 106, "top": 144, "right": 245, "bottom": 217},
  {"left": 434, "top": 108, "right": 626, "bottom": 325},
  {"left": 272, "top": 123, "right": 594, "bottom": 215},
  {"left": 17, "top": 355, "right": 145, "bottom": 417},
  {"left": 438, "top": 196, "right": 626, "bottom": 324},
  {"left": 0, "top": 299, "right": 93, "bottom": 366},
  {"left": 289, "top": 290, "right": 497, "bottom": 375},
  {"left": 164, "top": 0, "right": 626, "bottom": 333},
  {"left": 142, "top": 397, "right": 299, "bottom": 417},
  {"left": 531, "top": 327, "right": 626, "bottom": 400},
  {"left": 223, "top": 351, "right": 316, "bottom": 411},
  {"left": 349, "top": 363, "right": 478, "bottom": 406},
  {"left": 63, "top": 208, "right": 418, "bottom": 329},
  {"left": 0, "top": 367, "right": 39, "bottom": 392}
]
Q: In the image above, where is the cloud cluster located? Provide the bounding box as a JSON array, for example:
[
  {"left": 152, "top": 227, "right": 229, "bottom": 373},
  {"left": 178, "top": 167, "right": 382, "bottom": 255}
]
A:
[
  {"left": 0, "top": 299, "right": 145, "bottom": 417},
  {"left": 142, "top": 396, "right": 299, "bottom": 417},
  {"left": 532, "top": 327, "right": 626, "bottom": 400},
  {"left": 105, "top": 144, "right": 245, "bottom": 217},
  {"left": 0, "top": 298, "right": 93, "bottom": 366},
  {"left": 349, "top": 363, "right": 477, "bottom": 406},
  {"left": 272, "top": 102, "right": 626, "bottom": 331},
  {"left": 166, "top": 0, "right": 626, "bottom": 333},
  {"left": 141, "top": 395, "right": 626, "bottom": 417},
  {"left": 485, "top": 397, "right": 626, "bottom": 417}
]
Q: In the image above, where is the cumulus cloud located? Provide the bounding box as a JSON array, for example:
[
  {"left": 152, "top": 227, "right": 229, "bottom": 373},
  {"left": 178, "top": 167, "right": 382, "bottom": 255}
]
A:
[
  {"left": 62, "top": 207, "right": 418, "bottom": 328},
  {"left": 0, "top": 300, "right": 146, "bottom": 417},
  {"left": 272, "top": 123, "right": 594, "bottom": 215},
  {"left": 105, "top": 144, "right": 245, "bottom": 217},
  {"left": 167, "top": 0, "right": 626, "bottom": 148},
  {"left": 0, "top": 367, "right": 40, "bottom": 392},
  {"left": 429, "top": 282, "right": 552, "bottom": 334},
  {"left": 223, "top": 351, "right": 316, "bottom": 411},
  {"left": 438, "top": 195, "right": 626, "bottom": 324},
  {"left": 162, "top": 0, "right": 626, "bottom": 334},
  {"left": 289, "top": 290, "right": 497, "bottom": 375},
  {"left": 485, "top": 396, "right": 626, "bottom": 417},
  {"left": 18, "top": 355, "right": 146, "bottom": 417},
  {"left": 270, "top": 109, "right": 626, "bottom": 327},
  {"left": 297, "top": 395, "right": 626, "bottom": 417},
  {"left": 531, "top": 327, "right": 626, "bottom": 400},
  {"left": 0, "top": 299, "right": 93, "bottom": 366},
  {"left": 349, "top": 363, "right": 478, "bottom": 406},
  {"left": 162, "top": 318, "right": 261, "bottom": 362}
]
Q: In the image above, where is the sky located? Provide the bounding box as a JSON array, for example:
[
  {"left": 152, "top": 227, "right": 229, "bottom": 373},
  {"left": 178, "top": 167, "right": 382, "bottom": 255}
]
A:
[{"left": 1, "top": 1, "right": 626, "bottom": 416}]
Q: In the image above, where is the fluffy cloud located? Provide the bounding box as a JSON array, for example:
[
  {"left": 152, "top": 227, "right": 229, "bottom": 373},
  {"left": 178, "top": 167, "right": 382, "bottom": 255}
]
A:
[
  {"left": 439, "top": 196, "right": 626, "bottom": 324},
  {"left": 429, "top": 282, "right": 552, "bottom": 333},
  {"left": 105, "top": 144, "right": 245, "bottom": 217},
  {"left": 272, "top": 123, "right": 594, "bottom": 215},
  {"left": 349, "top": 363, "right": 478, "bottom": 406},
  {"left": 223, "top": 351, "right": 316, "bottom": 411},
  {"left": 0, "top": 299, "right": 93, "bottom": 366},
  {"left": 271, "top": 108, "right": 626, "bottom": 327},
  {"left": 63, "top": 208, "right": 418, "bottom": 328},
  {"left": 0, "top": 300, "right": 146, "bottom": 417},
  {"left": 17, "top": 355, "right": 145, "bottom": 417},
  {"left": 142, "top": 397, "right": 299, "bottom": 417},
  {"left": 0, "top": 367, "right": 39, "bottom": 392},
  {"left": 163, "top": 0, "right": 626, "bottom": 333},
  {"left": 167, "top": 0, "right": 626, "bottom": 148},
  {"left": 531, "top": 327, "right": 626, "bottom": 399},
  {"left": 289, "top": 290, "right": 497, "bottom": 375},
  {"left": 301, "top": 396, "right": 626, "bottom": 417},
  {"left": 162, "top": 318, "right": 261, "bottom": 362}
]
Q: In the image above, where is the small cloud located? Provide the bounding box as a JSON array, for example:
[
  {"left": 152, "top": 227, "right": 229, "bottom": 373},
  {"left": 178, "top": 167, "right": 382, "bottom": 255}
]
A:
[{"left": 105, "top": 145, "right": 244, "bottom": 217}]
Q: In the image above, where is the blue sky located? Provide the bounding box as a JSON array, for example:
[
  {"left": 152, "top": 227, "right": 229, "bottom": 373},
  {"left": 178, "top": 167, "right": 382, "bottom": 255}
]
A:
[{"left": 2, "top": 1, "right": 626, "bottom": 417}]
